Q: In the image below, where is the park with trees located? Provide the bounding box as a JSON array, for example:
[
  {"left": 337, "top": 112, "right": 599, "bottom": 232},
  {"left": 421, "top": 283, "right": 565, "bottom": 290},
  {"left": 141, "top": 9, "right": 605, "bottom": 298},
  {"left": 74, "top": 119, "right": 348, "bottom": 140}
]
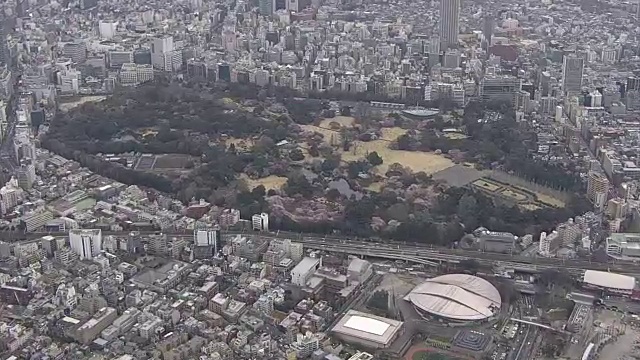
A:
[{"left": 41, "top": 79, "right": 591, "bottom": 245}]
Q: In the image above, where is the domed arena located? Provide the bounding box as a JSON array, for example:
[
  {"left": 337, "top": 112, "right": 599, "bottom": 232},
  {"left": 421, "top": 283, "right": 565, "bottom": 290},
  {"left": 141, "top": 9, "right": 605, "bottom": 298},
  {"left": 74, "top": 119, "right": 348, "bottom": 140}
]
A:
[{"left": 403, "top": 274, "right": 501, "bottom": 322}]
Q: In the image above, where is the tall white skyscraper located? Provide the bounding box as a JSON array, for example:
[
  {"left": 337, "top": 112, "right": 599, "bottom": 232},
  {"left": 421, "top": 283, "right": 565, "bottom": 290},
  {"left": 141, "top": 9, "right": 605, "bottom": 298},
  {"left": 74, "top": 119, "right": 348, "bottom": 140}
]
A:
[
  {"left": 151, "top": 36, "right": 182, "bottom": 72},
  {"left": 439, "top": 0, "right": 461, "bottom": 49},
  {"left": 562, "top": 55, "right": 584, "bottom": 93},
  {"left": 69, "top": 229, "right": 103, "bottom": 260}
]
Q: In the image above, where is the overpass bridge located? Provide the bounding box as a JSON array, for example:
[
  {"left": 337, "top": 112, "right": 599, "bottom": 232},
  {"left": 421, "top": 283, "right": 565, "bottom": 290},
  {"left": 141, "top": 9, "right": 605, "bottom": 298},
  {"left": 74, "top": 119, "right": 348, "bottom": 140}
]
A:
[{"left": 510, "top": 318, "right": 570, "bottom": 334}]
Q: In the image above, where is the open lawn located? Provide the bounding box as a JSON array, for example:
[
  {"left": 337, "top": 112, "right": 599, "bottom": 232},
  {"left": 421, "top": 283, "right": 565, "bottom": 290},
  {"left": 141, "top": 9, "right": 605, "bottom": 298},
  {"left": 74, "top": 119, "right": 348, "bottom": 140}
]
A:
[
  {"left": 500, "top": 188, "right": 529, "bottom": 202},
  {"left": 444, "top": 133, "right": 468, "bottom": 140},
  {"left": 380, "top": 127, "right": 408, "bottom": 141},
  {"left": 58, "top": 96, "right": 107, "bottom": 112},
  {"left": 535, "top": 192, "right": 565, "bottom": 207},
  {"left": 343, "top": 140, "right": 454, "bottom": 175},
  {"left": 319, "top": 116, "right": 355, "bottom": 129},
  {"left": 241, "top": 174, "right": 288, "bottom": 190},
  {"left": 521, "top": 203, "right": 542, "bottom": 211},
  {"left": 305, "top": 125, "right": 452, "bottom": 175},
  {"left": 472, "top": 179, "right": 502, "bottom": 192}
]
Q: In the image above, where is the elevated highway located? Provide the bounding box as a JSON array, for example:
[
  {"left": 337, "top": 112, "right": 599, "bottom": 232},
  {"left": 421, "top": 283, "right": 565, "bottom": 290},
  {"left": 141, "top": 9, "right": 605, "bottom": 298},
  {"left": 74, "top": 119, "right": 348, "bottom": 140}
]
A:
[{"left": 298, "top": 239, "right": 640, "bottom": 276}]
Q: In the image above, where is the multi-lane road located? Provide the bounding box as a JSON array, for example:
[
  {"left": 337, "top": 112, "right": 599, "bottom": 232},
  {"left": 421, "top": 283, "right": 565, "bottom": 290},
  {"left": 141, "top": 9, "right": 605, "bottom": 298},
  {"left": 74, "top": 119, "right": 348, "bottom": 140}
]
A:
[
  {"left": 0, "top": 79, "right": 18, "bottom": 175},
  {"left": 0, "top": 111, "right": 16, "bottom": 174},
  {"left": 3, "top": 229, "right": 640, "bottom": 275}
]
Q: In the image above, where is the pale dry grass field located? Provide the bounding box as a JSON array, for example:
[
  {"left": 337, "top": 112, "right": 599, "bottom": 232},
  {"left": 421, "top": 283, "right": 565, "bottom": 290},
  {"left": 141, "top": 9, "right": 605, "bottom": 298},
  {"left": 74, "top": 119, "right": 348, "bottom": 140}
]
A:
[
  {"left": 305, "top": 124, "right": 454, "bottom": 175},
  {"left": 221, "top": 97, "right": 237, "bottom": 105},
  {"left": 343, "top": 140, "right": 455, "bottom": 175},
  {"left": 225, "top": 137, "right": 255, "bottom": 152},
  {"left": 380, "top": 127, "right": 408, "bottom": 141},
  {"left": 366, "top": 182, "right": 384, "bottom": 192},
  {"left": 139, "top": 128, "right": 159, "bottom": 137},
  {"left": 444, "top": 132, "right": 468, "bottom": 140},
  {"left": 319, "top": 116, "right": 356, "bottom": 128},
  {"left": 535, "top": 192, "right": 565, "bottom": 207},
  {"left": 58, "top": 96, "right": 107, "bottom": 112},
  {"left": 521, "top": 203, "right": 542, "bottom": 211},
  {"left": 240, "top": 174, "right": 288, "bottom": 190}
]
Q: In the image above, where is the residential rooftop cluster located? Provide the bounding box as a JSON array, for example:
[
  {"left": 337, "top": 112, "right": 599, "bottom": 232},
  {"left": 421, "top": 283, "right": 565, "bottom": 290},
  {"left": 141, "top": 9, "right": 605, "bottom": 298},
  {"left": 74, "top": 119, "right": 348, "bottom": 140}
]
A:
[{"left": 0, "top": 225, "right": 388, "bottom": 359}]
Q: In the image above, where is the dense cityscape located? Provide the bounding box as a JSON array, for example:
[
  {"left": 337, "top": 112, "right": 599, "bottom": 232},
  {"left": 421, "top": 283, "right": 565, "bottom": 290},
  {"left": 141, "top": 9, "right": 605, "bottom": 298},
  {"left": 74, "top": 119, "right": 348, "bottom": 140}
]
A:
[{"left": 1, "top": 0, "right": 640, "bottom": 358}]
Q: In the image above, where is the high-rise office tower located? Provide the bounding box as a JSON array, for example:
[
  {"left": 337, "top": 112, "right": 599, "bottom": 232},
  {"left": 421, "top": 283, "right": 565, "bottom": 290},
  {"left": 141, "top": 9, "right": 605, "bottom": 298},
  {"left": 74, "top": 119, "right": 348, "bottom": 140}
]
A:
[
  {"left": 562, "top": 55, "right": 584, "bottom": 93},
  {"left": 151, "top": 36, "right": 182, "bottom": 72},
  {"left": 482, "top": 14, "right": 494, "bottom": 48},
  {"left": 439, "top": 0, "right": 461, "bottom": 49}
]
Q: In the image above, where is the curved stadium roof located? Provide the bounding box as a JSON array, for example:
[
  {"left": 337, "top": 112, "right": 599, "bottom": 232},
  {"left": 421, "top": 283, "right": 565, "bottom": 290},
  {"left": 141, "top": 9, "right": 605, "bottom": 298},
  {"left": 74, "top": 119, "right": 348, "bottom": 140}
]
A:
[{"left": 404, "top": 274, "right": 502, "bottom": 321}]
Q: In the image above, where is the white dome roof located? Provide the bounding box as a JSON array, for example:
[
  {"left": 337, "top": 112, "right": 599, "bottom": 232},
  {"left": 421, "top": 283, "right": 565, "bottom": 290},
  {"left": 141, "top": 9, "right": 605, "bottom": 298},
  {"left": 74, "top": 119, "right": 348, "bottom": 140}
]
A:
[{"left": 404, "top": 274, "right": 501, "bottom": 321}]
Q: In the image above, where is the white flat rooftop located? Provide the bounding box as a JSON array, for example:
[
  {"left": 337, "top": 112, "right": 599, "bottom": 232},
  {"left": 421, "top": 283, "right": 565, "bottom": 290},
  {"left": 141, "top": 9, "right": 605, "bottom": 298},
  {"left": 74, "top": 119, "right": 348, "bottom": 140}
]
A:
[
  {"left": 583, "top": 270, "right": 635, "bottom": 290},
  {"left": 332, "top": 310, "right": 403, "bottom": 346},
  {"left": 343, "top": 315, "right": 390, "bottom": 336}
]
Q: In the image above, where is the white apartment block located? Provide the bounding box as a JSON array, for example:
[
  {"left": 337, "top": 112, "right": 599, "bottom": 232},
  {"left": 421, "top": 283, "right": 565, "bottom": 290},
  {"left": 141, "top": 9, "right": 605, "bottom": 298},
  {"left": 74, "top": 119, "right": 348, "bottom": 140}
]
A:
[
  {"left": 252, "top": 213, "right": 269, "bottom": 231},
  {"left": 69, "top": 229, "right": 103, "bottom": 260}
]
